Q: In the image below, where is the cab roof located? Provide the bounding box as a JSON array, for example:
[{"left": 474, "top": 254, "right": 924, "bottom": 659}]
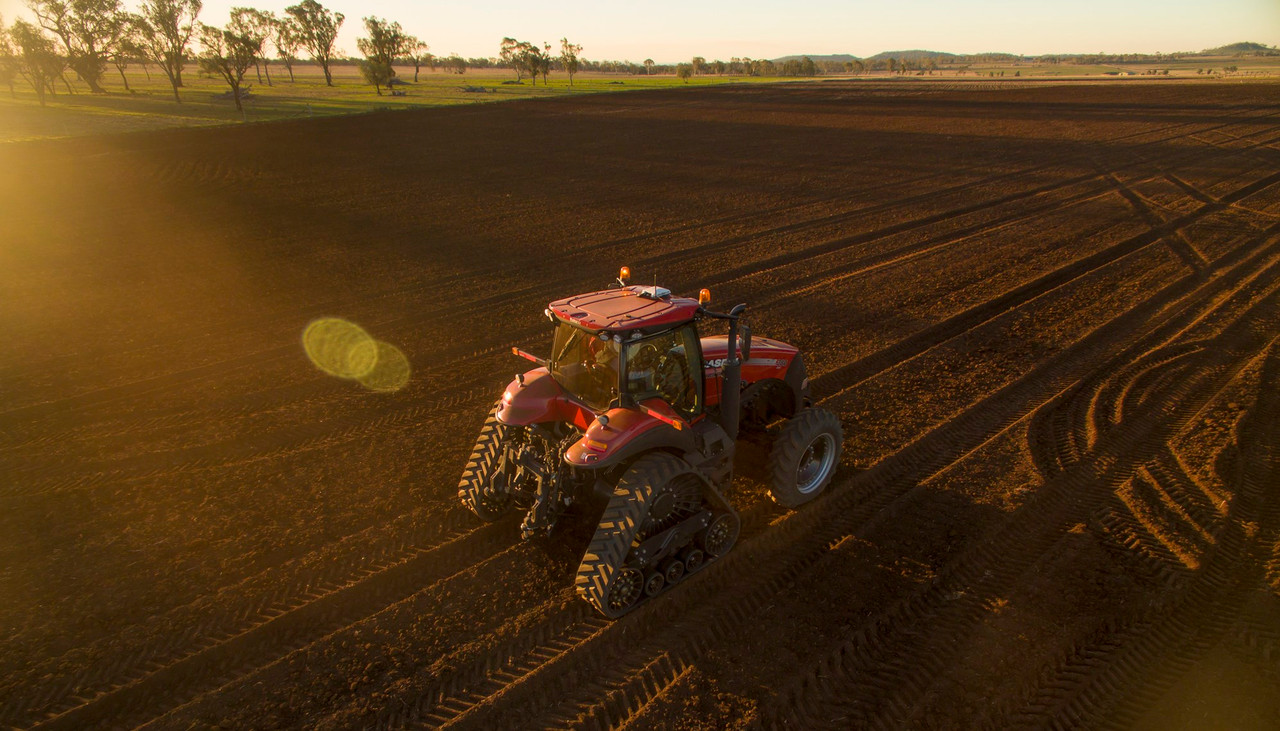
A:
[{"left": 549, "top": 286, "right": 701, "bottom": 334}]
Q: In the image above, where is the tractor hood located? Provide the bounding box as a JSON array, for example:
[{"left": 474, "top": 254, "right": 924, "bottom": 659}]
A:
[
  {"left": 564, "top": 398, "right": 696, "bottom": 468},
  {"left": 700, "top": 335, "right": 798, "bottom": 371},
  {"left": 701, "top": 335, "right": 801, "bottom": 408}
]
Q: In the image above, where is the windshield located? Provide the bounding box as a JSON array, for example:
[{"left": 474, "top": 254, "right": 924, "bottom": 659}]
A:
[{"left": 549, "top": 322, "right": 620, "bottom": 411}]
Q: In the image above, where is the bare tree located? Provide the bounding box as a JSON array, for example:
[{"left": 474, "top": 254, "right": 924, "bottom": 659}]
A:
[
  {"left": 284, "top": 0, "right": 342, "bottom": 86},
  {"left": 27, "top": 0, "right": 127, "bottom": 93},
  {"left": 198, "top": 21, "right": 254, "bottom": 111},
  {"left": 9, "top": 18, "right": 66, "bottom": 104},
  {"left": 229, "top": 7, "right": 273, "bottom": 85},
  {"left": 559, "top": 37, "right": 580, "bottom": 86},
  {"left": 272, "top": 14, "right": 300, "bottom": 81},
  {"left": 132, "top": 0, "right": 200, "bottom": 102}
]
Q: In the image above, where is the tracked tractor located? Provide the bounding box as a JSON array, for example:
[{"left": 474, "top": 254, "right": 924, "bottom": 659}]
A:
[{"left": 458, "top": 268, "right": 842, "bottom": 618}]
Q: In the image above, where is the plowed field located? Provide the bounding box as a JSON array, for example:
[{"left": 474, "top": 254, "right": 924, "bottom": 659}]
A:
[{"left": 2, "top": 80, "right": 1279, "bottom": 729}]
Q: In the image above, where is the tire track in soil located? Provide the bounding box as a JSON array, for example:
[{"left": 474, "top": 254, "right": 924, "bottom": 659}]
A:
[
  {"left": 3, "top": 160, "right": 1117, "bottom": 489},
  {"left": 7, "top": 103, "right": 1269, "bottom": 496},
  {"left": 810, "top": 172, "right": 1280, "bottom": 402},
  {"left": 312, "top": 499, "right": 782, "bottom": 729},
  {"left": 304, "top": 181, "right": 1274, "bottom": 727},
  {"left": 7, "top": 171, "right": 1269, "bottom": 731},
  {"left": 12, "top": 99, "right": 1280, "bottom": 727},
  {"left": 0, "top": 380, "right": 497, "bottom": 502},
  {"left": 260, "top": 166, "right": 1280, "bottom": 728},
  {"left": 0, "top": 143, "right": 1022, "bottom": 427},
  {"left": 20, "top": 520, "right": 522, "bottom": 731},
  {"left": 10, "top": 130, "right": 1274, "bottom": 559},
  {"left": 372, "top": 197, "right": 1280, "bottom": 731},
  {"left": 0, "top": 137, "right": 1206, "bottom": 496},
  {"left": 5, "top": 103, "right": 1269, "bottom": 430},
  {"left": 760, "top": 257, "right": 1280, "bottom": 730},
  {"left": 991, "top": 340, "right": 1280, "bottom": 730},
  {"left": 0, "top": 501, "right": 470, "bottom": 724}
]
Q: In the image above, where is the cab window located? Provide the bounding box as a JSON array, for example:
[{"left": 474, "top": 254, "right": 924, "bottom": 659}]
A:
[{"left": 624, "top": 326, "right": 701, "bottom": 416}]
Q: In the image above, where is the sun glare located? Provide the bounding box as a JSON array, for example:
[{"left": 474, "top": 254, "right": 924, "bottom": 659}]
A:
[{"left": 303, "top": 317, "right": 410, "bottom": 392}]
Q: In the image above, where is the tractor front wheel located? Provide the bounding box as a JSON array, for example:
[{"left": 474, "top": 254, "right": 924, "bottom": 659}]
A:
[{"left": 767, "top": 407, "right": 843, "bottom": 508}]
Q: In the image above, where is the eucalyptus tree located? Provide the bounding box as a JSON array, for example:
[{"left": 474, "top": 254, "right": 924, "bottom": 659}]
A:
[
  {"left": 284, "top": 0, "right": 342, "bottom": 86},
  {"left": 26, "top": 0, "right": 127, "bottom": 92},
  {"left": 8, "top": 18, "right": 66, "bottom": 103},
  {"left": 404, "top": 36, "right": 428, "bottom": 81},
  {"left": 0, "top": 15, "right": 16, "bottom": 97},
  {"left": 559, "top": 37, "right": 581, "bottom": 85},
  {"left": 229, "top": 6, "right": 274, "bottom": 85},
  {"left": 132, "top": 0, "right": 201, "bottom": 102},
  {"left": 272, "top": 15, "right": 300, "bottom": 81},
  {"left": 355, "top": 15, "right": 409, "bottom": 95},
  {"left": 198, "top": 21, "right": 255, "bottom": 111}
]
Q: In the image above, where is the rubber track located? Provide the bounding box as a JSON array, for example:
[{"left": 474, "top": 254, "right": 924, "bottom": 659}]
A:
[
  {"left": 575, "top": 453, "right": 676, "bottom": 618},
  {"left": 456, "top": 401, "right": 508, "bottom": 520}
]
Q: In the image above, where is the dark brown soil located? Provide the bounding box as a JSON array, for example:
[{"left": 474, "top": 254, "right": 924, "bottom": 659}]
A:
[{"left": 2, "top": 79, "right": 1278, "bottom": 730}]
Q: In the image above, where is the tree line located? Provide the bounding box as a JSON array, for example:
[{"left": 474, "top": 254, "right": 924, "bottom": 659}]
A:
[
  {"left": 0, "top": 0, "right": 364, "bottom": 109},
  {"left": 0, "top": 0, "right": 887, "bottom": 113}
]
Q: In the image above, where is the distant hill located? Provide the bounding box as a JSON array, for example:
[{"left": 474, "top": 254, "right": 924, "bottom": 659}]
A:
[
  {"left": 773, "top": 54, "right": 861, "bottom": 63},
  {"left": 865, "top": 50, "right": 958, "bottom": 63},
  {"left": 1200, "top": 41, "right": 1278, "bottom": 56}
]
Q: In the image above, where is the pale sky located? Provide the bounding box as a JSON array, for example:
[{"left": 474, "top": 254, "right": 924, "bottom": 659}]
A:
[{"left": 2, "top": 0, "right": 1276, "bottom": 63}]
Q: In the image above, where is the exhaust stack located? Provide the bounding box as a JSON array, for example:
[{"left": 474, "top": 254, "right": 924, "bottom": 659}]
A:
[{"left": 719, "top": 304, "right": 747, "bottom": 440}]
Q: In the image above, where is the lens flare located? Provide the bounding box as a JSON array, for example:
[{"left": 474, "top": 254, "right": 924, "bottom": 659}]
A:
[
  {"left": 303, "top": 318, "right": 379, "bottom": 378},
  {"left": 357, "top": 341, "right": 411, "bottom": 392},
  {"left": 302, "top": 318, "right": 411, "bottom": 392}
]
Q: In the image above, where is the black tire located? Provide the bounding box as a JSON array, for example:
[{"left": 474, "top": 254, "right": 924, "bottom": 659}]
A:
[
  {"left": 681, "top": 547, "right": 705, "bottom": 573},
  {"left": 699, "top": 512, "right": 739, "bottom": 556},
  {"left": 767, "top": 407, "right": 842, "bottom": 508},
  {"left": 457, "top": 401, "right": 514, "bottom": 521},
  {"left": 662, "top": 558, "right": 685, "bottom": 585}
]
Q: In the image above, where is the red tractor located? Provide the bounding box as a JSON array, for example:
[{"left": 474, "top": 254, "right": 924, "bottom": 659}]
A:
[{"left": 458, "top": 268, "right": 842, "bottom": 617}]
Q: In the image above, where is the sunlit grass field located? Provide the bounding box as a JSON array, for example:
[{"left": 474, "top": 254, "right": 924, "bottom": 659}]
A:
[
  {"left": 0, "top": 64, "right": 786, "bottom": 141},
  {"left": 2, "top": 56, "right": 1276, "bottom": 142}
]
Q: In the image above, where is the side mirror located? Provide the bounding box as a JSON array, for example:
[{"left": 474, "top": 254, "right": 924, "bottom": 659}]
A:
[{"left": 739, "top": 324, "right": 752, "bottom": 362}]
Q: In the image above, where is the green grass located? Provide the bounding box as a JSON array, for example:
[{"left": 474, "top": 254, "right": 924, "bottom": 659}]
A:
[
  {"left": 0, "top": 64, "right": 785, "bottom": 142},
  {"left": 4, "top": 56, "right": 1278, "bottom": 142}
]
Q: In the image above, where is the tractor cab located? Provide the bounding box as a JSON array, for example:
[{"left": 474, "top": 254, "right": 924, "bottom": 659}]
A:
[{"left": 543, "top": 281, "right": 706, "bottom": 420}]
